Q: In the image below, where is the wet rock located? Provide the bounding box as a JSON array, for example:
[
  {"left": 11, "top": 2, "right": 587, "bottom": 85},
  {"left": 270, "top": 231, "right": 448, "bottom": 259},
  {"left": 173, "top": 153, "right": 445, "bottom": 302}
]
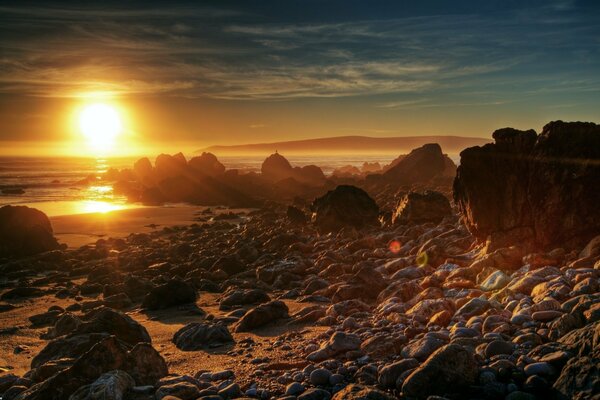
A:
[
  {"left": 311, "top": 185, "right": 379, "bottom": 233},
  {"left": 392, "top": 191, "right": 451, "bottom": 224},
  {"left": 173, "top": 322, "right": 234, "bottom": 350},
  {"left": 69, "top": 369, "right": 135, "bottom": 400},
  {"left": 454, "top": 121, "right": 600, "bottom": 250},
  {"left": 0, "top": 205, "right": 60, "bottom": 257},
  {"left": 401, "top": 344, "right": 478, "bottom": 399},
  {"left": 331, "top": 384, "right": 395, "bottom": 400},
  {"left": 234, "top": 300, "right": 289, "bottom": 332},
  {"left": 141, "top": 279, "right": 197, "bottom": 310}
]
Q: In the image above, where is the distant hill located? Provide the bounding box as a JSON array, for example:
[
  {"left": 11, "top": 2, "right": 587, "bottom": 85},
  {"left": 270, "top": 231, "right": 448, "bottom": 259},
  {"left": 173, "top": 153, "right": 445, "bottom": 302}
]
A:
[{"left": 198, "top": 135, "right": 490, "bottom": 155}]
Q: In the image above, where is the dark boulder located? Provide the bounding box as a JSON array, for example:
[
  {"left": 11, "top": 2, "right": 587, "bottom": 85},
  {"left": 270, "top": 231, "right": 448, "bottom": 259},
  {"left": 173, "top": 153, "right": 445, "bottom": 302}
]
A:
[
  {"left": 141, "top": 279, "right": 197, "bottom": 310},
  {"left": 311, "top": 185, "right": 379, "bottom": 232},
  {"left": 70, "top": 307, "right": 151, "bottom": 345},
  {"left": 392, "top": 191, "right": 452, "bottom": 224},
  {"left": 454, "top": 121, "right": 600, "bottom": 250},
  {"left": 155, "top": 152, "right": 187, "bottom": 181},
  {"left": 261, "top": 152, "right": 294, "bottom": 182},
  {"left": 172, "top": 322, "right": 234, "bottom": 350},
  {"left": 287, "top": 206, "right": 308, "bottom": 224},
  {"left": 0, "top": 205, "right": 60, "bottom": 257},
  {"left": 133, "top": 157, "right": 153, "bottom": 182},
  {"left": 382, "top": 143, "right": 446, "bottom": 185},
  {"left": 188, "top": 152, "right": 226, "bottom": 177}
]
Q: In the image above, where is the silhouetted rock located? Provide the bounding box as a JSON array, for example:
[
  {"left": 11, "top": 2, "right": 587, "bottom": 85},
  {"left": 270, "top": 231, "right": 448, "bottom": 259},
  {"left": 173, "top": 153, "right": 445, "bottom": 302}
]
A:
[
  {"left": 332, "top": 165, "right": 361, "bottom": 178},
  {"left": 294, "top": 165, "right": 326, "bottom": 186},
  {"left": 454, "top": 121, "right": 600, "bottom": 250},
  {"left": 0, "top": 205, "right": 60, "bottom": 258},
  {"left": 188, "top": 152, "right": 226, "bottom": 177},
  {"left": 392, "top": 191, "right": 452, "bottom": 224},
  {"left": 141, "top": 279, "right": 197, "bottom": 310},
  {"left": 155, "top": 152, "right": 187, "bottom": 181},
  {"left": 287, "top": 206, "right": 308, "bottom": 224},
  {"left": 382, "top": 143, "right": 446, "bottom": 185},
  {"left": 261, "top": 152, "right": 294, "bottom": 182},
  {"left": 133, "top": 157, "right": 153, "bottom": 181},
  {"left": 311, "top": 185, "right": 379, "bottom": 232}
]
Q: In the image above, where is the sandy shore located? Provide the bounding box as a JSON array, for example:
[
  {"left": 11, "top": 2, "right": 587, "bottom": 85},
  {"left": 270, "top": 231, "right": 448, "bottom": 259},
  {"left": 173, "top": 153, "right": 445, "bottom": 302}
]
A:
[{"left": 50, "top": 205, "right": 248, "bottom": 248}]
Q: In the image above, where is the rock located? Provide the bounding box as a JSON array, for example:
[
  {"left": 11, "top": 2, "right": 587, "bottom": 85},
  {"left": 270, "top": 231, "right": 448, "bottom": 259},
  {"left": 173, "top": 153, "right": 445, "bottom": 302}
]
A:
[
  {"left": 103, "top": 293, "right": 133, "bottom": 310},
  {"left": 32, "top": 333, "right": 112, "bottom": 369},
  {"left": 378, "top": 358, "right": 420, "bottom": 389},
  {"left": 360, "top": 335, "right": 404, "bottom": 359},
  {"left": 219, "top": 289, "right": 269, "bottom": 310},
  {"left": 172, "top": 322, "right": 234, "bottom": 350},
  {"left": 126, "top": 343, "right": 168, "bottom": 385},
  {"left": 310, "top": 368, "right": 332, "bottom": 386},
  {"left": 141, "top": 279, "right": 197, "bottom": 310},
  {"left": 218, "top": 383, "right": 240, "bottom": 399},
  {"left": 3, "top": 386, "right": 27, "bottom": 400},
  {"left": 233, "top": 300, "right": 289, "bottom": 332},
  {"left": 69, "top": 370, "right": 135, "bottom": 400},
  {"left": 155, "top": 382, "right": 200, "bottom": 400},
  {"left": 484, "top": 340, "right": 513, "bottom": 358},
  {"left": 287, "top": 206, "right": 308, "bottom": 224},
  {"left": 524, "top": 362, "right": 555, "bottom": 377},
  {"left": 188, "top": 152, "right": 225, "bottom": 177},
  {"left": 311, "top": 185, "right": 379, "bottom": 233},
  {"left": 401, "top": 337, "right": 445, "bottom": 361},
  {"left": 381, "top": 143, "right": 446, "bottom": 185},
  {"left": 454, "top": 121, "right": 600, "bottom": 251},
  {"left": 133, "top": 157, "right": 153, "bottom": 181},
  {"left": 211, "top": 255, "right": 245, "bottom": 276},
  {"left": 298, "top": 388, "right": 332, "bottom": 400},
  {"left": 261, "top": 152, "right": 294, "bottom": 182},
  {"left": 392, "top": 191, "right": 452, "bottom": 224},
  {"left": 532, "top": 310, "right": 563, "bottom": 322},
  {"left": 401, "top": 344, "right": 478, "bottom": 399},
  {"left": 0, "top": 287, "right": 45, "bottom": 300},
  {"left": 331, "top": 384, "right": 395, "bottom": 400},
  {"left": 307, "top": 332, "right": 362, "bottom": 362},
  {"left": 70, "top": 307, "right": 151, "bottom": 346},
  {"left": 286, "top": 382, "right": 306, "bottom": 396},
  {"left": 455, "top": 298, "right": 490, "bottom": 319},
  {"left": 0, "top": 205, "right": 60, "bottom": 257},
  {"left": 480, "top": 270, "right": 511, "bottom": 291},
  {"left": 155, "top": 153, "right": 187, "bottom": 181},
  {"left": 553, "top": 350, "right": 599, "bottom": 400}
]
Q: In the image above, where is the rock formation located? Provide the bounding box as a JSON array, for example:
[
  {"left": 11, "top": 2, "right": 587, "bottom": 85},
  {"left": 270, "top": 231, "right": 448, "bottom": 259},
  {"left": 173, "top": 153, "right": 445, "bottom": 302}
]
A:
[
  {"left": 392, "top": 191, "right": 452, "bottom": 224},
  {"left": 382, "top": 143, "right": 446, "bottom": 185},
  {"left": 188, "top": 152, "right": 226, "bottom": 177},
  {"left": 454, "top": 121, "right": 600, "bottom": 250},
  {"left": 0, "top": 205, "right": 60, "bottom": 258}
]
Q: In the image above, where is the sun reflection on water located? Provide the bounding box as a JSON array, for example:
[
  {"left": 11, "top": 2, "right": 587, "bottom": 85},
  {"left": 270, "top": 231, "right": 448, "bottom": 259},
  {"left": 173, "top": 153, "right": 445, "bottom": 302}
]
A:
[{"left": 78, "top": 200, "right": 127, "bottom": 214}]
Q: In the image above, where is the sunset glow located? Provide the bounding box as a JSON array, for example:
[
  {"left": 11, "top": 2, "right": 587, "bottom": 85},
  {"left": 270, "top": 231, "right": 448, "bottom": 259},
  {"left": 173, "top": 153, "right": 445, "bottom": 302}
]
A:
[{"left": 78, "top": 103, "right": 123, "bottom": 153}]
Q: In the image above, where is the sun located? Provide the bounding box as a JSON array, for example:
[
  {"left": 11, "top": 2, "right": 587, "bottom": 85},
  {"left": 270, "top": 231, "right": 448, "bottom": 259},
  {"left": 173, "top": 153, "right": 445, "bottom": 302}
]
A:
[{"left": 79, "top": 103, "right": 123, "bottom": 152}]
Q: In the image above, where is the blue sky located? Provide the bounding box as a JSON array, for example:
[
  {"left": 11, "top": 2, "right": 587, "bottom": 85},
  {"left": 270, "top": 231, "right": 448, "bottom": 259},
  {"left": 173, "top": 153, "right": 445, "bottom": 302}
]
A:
[{"left": 0, "top": 0, "right": 599, "bottom": 148}]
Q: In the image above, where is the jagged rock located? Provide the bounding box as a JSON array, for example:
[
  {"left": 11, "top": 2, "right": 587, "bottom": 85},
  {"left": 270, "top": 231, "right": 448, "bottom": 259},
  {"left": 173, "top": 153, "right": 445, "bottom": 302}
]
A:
[
  {"left": 172, "top": 322, "right": 234, "bottom": 350},
  {"left": 68, "top": 370, "right": 134, "bottom": 400},
  {"left": 454, "top": 121, "right": 600, "bottom": 250},
  {"left": 392, "top": 191, "right": 452, "bottom": 224},
  {"left": 141, "top": 279, "right": 197, "bottom": 310},
  {"left": 381, "top": 143, "right": 446, "bottom": 185},
  {"left": 553, "top": 349, "right": 599, "bottom": 400},
  {"left": 311, "top": 185, "right": 379, "bottom": 233},
  {"left": 234, "top": 300, "right": 289, "bottom": 332},
  {"left": 188, "top": 152, "right": 225, "bottom": 176},
  {"left": 401, "top": 344, "right": 478, "bottom": 399},
  {"left": 287, "top": 206, "right": 308, "bottom": 224},
  {"left": 0, "top": 205, "right": 60, "bottom": 257}
]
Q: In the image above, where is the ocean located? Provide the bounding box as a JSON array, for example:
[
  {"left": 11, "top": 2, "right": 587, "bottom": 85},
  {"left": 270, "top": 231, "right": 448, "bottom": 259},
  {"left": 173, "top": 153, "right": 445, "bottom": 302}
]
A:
[{"left": 0, "top": 154, "right": 404, "bottom": 217}]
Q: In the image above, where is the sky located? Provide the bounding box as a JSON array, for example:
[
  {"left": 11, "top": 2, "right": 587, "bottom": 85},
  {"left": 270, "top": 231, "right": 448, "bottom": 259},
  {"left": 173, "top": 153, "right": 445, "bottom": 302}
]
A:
[{"left": 0, "top": 0, "right": 599, "bottom": 156}]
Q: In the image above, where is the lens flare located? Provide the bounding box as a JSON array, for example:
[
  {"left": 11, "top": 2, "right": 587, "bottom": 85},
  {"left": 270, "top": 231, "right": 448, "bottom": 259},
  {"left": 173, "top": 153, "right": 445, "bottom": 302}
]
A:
[
  {"left": 388, "top": 240, "right": 402, "bottom": 254},
  {"left": 416, "top": 251, "right": 429, "bottom": 266}
]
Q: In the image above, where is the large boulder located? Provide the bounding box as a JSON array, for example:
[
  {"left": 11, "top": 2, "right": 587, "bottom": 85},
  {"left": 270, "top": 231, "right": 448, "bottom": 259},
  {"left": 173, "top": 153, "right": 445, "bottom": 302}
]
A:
[
  {"left": 172, "top": 322, "right": 234, "bottom": 350},
  {"left": 382, "top": 143, "right": 446, "bottom": 185},
  {"left": 188, "top": 152, "right": 226, "bottom": 177},
  {"left": 141, "top": 279, "right": 197, "bottom": 310},
  {"left": 133, "top": 157, "right": 153, "bottom": 182},
  {"left": 0, "top": 205, "right": 60, "bottom": 258},
  {"left": 311, "top": 185, "right": 379, "bottom": 232},
  {"left": 234, "top": 300, "right": 289, "bottom": 332},
  {"left": 261, "top": 152, "right": 294, "bottom": 182},
  {"left": 401, "top": 344, "right": 478, "bottom": 399},
  {"left": 392, "top": 191, "right": 452, "bottom": 224},
  {"left": 454, "top": 121, "right": 600, "bottom": 250}
]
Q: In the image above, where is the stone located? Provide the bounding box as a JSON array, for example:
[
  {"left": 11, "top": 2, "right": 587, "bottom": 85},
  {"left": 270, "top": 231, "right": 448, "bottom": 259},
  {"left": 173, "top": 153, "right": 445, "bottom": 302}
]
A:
[
  {"left": 553, "top": 350, "right": 599, "bottom": 400},
  {"left": 286, "top": 382, "right": 306, "bottom": 396},
  {"left": 381, "top": 143, "right": 446, "bottom": 186},
  {"left": 69, "top": 370, "right": 135, "bottom": 400},
  {"left": 455, "top": 298, "right": 490, "bottom": 319},
  {"left": 401, "top": 337, "right": 446, "bottom": 361},
  {"left": 188, "top": 152, "right": 225, "bottom": 177},
  {"left": 392, "top": 191, "right": 452, "bottom": 224},
  {"left": 261, "top": 152, "right": 294, "bottom": 182},
  {"left": 331, "top": 384, "right": 395, "bottom": 400},
  {"left": 401, "top": 344, "right": 478, "bottom": 399},
  {"left": 69, "top": 307, "right": 151, "bottom": 346},
  {"left": 298, "top": 388, "right": 332, "bottom": 400},
  {"left": 532, "top": 310, "right": 563, "bottom": 322},
  {"left": 234, "top": 300, "right": 289, "bottom": 332},
  {"left": 141, "top": 279, "right": 197, "bottom": 310},
  {"left": 211, "top": 255, "right": 245, "bottom": 276},
  {"left": 155, "top": 382, "right": 200, "bottom": 400},
  {"left": 484, "top": 340, "right": 513, "bottom": 358},
  {"left": 0, "top": 205, "right": 60, "bottom": 257},
  {"left": 218, "top": 382, "right": 240, "bottom": 399},
  {"left": 126, "top": 343, "right": 168, "bottom": 386},
  {"left": 307, "top": 332, "right": 363, "bottom": 362},
  {"left": 524, "top": 362, "right": 555, "bottom": 377},
  {"left": 454, "top": 121, "right": 600, "bottom": 251},
  {"left": 480, "top": 270, "right": 511, "bottom": 291},
  {"left": 172, "top": 322, "right": 234, "bottom": 350},
  {"left": 219, "top": 289, "right": 270, "bottom": 310},
  {"left": 311, "top": 185, "right": 379, "bottom": 233},
  {"left": 310, "top": 368, "right": 332, "bottom": 386},
  {"left": 378, "top": 358, "right": 420, "bottom": 389}
]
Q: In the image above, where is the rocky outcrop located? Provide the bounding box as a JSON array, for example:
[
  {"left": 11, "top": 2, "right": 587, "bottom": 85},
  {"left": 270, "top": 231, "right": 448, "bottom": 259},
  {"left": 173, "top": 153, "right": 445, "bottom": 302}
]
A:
[
  {"left": 454, "top": 121, "right": 600, "bottom": 250},
  {"left": 188, "top": 152, "right": 226, "bottom": 177},
  {"left": 382, "top": 143, "right": 446, "bottom": 185},
  {"left": 0, "top": 205, "right": 60, "bottom": 258},
  {"left": 311, "top": 185, "right": 379, "bottom": 232},
  {"left": 261, "top": 152, "right": 294, "bottom": 182},
  {"left": 392, "top": 191, "right": 452, "bottom": 224}
]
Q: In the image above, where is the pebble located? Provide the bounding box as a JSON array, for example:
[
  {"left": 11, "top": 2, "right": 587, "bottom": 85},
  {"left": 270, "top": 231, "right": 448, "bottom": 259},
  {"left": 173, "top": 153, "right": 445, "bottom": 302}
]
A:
[
  {"left": 285, "top": 382, "right": 306, "bottom": 396},
  {"left": 523, "top": 362, "right": 555, "bottom": 376},
  {"left": 484, "top": 340, "right": 513, "bottom": 358}
]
